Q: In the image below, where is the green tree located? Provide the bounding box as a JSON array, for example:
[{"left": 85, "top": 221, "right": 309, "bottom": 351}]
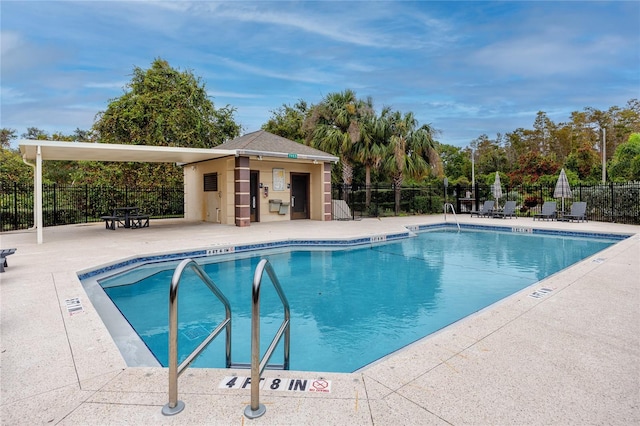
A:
[
  {"left": 608, "top": 133, "right": 640, "bottom": 181},
  {"left": 22, "top": 127, "right": 48, "bottom": 140},
  {"left": 93, "top": 58, "right": 241, "bottom": 147},
  {"left": 304, "top": 89, "right": 374, "bottom": 190},
  {"left": 262, "top": 100, "right": 308, "bottom": 143},
  {"left": 1, "top": 128, "right": 16, "bottom": 149},
  {"left": 354, "top": 111, "right": 387, "bottom": 206},
  {"left": 565, "top": 142, "right": 601, "bottom": 182},
  {"left": 504, "top": 129, "right": 525, "bottom": 168},
  {"left": 379, "top": 110, "right": 438, "bottom": 215},
  {"left": 438, "top": 143, "right": 468, "bottom": 183},
  {"left": 19, "top": 128, "right": 90, "bottom": 184},
  {"left": 508, "top": 151, "right": 559, "bottom": 184},
  {"left": 532, "top": 111, "right": 557, "bottom": 155},
  {"left": 552, "top": 123, "right": 575, "bottom": 164},
  {"left": 0, "top": 148, "right": 33, "bottom": 185},
  {"left": 1, "top": 128, "right": 33, "bottom": 185},
  {"left": 471, "top": 134, "right": 507, "bottom": 175}
]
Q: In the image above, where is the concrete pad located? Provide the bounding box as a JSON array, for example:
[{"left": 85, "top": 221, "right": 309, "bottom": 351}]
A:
[{"left": 1, "top": 216, "right": 638, "bottom": 425}]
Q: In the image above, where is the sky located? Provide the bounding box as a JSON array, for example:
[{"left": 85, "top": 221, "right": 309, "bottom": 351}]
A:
[{"left": 1, "top": 1, "right": 639, "bottom": 149}]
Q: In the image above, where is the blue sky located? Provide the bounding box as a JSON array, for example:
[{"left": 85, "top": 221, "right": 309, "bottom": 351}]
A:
[{"left": 1, "top": 1, "right": 638, "bottom": 148}]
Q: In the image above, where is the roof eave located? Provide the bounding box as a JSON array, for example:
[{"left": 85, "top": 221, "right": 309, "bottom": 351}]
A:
[{"left": 236, "top": 149, "right": 338, "bottom": 163}]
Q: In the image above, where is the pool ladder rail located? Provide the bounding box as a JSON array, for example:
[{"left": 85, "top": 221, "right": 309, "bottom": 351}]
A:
[
  {"left": 162, "top": 258, "right": 291, "bottom": 419},
  {"left": 245, "top": 258, "right": 291, "bottom": 419},
  {"left": 444, "top": 202, "right": 461, "bottom": 231}
]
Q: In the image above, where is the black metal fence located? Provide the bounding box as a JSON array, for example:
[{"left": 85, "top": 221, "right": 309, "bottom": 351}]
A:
[
  {"left": 2, "top": 180, "right": 638, "bottom": 232},
  {"left": 332, "top": 182, "right": 640, "bottom": 225},
  {"left": 0, "top": 181, "right": 184, "bottom": 231}
]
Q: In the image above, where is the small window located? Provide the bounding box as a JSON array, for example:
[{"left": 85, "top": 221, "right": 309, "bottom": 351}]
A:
[{"left": 204, "top": 173, "right": 218, "bottom": 192}]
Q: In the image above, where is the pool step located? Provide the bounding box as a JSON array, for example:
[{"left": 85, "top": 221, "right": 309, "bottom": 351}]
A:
[{"left": 230, "top": 362, "right": 286, "bottom": 370}]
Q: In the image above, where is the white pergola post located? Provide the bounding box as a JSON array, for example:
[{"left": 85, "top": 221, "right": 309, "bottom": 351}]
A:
[
  {"left": 36, "top": 145, "right": 43, "bottom": 244},
  {"left": 602, "top": 127, "right": 606, "bottom": 184}
]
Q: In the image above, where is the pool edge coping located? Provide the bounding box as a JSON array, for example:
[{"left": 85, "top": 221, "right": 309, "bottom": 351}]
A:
[{"left": 77, "top": 222, "right": 631, "bottom": 281}]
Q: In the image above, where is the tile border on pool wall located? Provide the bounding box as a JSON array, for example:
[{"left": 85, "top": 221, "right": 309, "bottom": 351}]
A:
[
  {"left": 78, "top": 232, "right": 412, "bottom": 281},
  {"left": 233, "top": 233, "right": 408, "bottom": 253},
  {"left": 412, "top": 222, "right": 630, "bottom": 241},
  {"left": 78, "top": 224, "right": 628, "bottom": 281},
  {"left": 77, "top": 250, "right": 207, "bottom": 280}
]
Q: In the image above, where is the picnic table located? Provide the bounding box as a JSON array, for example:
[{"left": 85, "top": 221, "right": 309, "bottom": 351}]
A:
[{"left": 101, "top": 207, "right": 149, "bottom": 230}]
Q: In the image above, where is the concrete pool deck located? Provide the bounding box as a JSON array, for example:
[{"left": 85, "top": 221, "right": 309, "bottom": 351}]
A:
[{"left": 1, "top": 215, "right": 638, "bottom": 425}]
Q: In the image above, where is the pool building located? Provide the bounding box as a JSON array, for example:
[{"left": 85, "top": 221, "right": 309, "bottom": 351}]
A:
[{"left": 18, "top": 130, "right": 338, "bottom": 244}]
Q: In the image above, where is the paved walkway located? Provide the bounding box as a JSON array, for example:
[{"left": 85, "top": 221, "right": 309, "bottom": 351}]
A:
[{"left": 1, "top": 216, "right": 638, "bottom": 425}]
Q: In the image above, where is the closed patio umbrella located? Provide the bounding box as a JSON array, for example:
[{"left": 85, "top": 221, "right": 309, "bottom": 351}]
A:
[
  {"left": 553, "top": 168, "right": 573, "bottom": 212},
  {"left": 491, "top": 171, "right": 503, "bottom": 208}
]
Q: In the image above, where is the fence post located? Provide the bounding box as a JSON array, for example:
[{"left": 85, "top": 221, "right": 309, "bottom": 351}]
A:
[
  {"left": 474, "top": 184, "right": 480, "bottom": 210},
  {"left": 579, "top": 183, "right": 582, "bottom": 202},
  {"left": 13, "top": 182, "right": 19, "bottom": 230},
  {"left": 429, "top": 185, "right": 433, "bottom": 213},
  {"left": 84, "top": 184, "right": 89, "bottom": 223},
  {"left": 53, "top": 183, "right": 58, "bottom": 226},
  {"left": 374, "top": 183, "right": 379, "bottom": 217},
  {"left": 161, "top": 185, "right": 166, "bottom": 217},
  {"left": 610, "top": 182, "right": 614, "bottom": 222}
]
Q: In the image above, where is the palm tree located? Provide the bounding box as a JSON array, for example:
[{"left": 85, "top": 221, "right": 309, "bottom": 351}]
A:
[
  {"left": 305, "top": 89, "right": 373, "bottom": 199},
  {"left": 353, "top": 110, "right": 387, "bottom": 207},
  {"left": 380, "top": 110, "right": 439, "bottom": 215}
]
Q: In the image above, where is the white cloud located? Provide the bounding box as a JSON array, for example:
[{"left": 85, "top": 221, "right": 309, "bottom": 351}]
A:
[
  {"left": 213, "top": 55, "right": 339, "bottom": 85},
  {"left": 199, "top": 3, "right": 394, "bottom": 48},
  {"left": 208, "top": 91, "right": 263, "bottom": 99},
  {"left": 0, "top": 30, "right": 63, "bottom": 77},
  {"left": 471, "top": 33, "right": 623, "bottom": 77},
  {"left": 0, "top": 1, "right": 636, "bottom": 148},
  {"left": 0, "top": 31, "right": 22, "bottom": 55},
  {"left": 0, "top": 86, "right": 33, "bottom": 105}
]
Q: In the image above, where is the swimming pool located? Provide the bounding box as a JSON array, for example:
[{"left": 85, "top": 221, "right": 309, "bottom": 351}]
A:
[{"left": 88, "top": 226, "right": 622, "bottom": 373}]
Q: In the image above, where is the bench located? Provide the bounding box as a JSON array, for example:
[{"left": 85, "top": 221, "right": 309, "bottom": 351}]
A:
[
  {"left": 101, "top": 215, "right": 124, "bottom": 230},
  {"left": 129, "top": 214, "right": 150, "bottom": 228},
  {"left": 1, "top": 248, "right": 17, "bottom": 273}
]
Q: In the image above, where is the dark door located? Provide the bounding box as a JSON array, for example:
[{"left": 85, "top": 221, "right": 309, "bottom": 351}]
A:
[
  {"left": 250, "top": 171, "right": 259, "bottom": 222},
  {"left": 290, "top": 173, "right": 309, "bottom": 220}
]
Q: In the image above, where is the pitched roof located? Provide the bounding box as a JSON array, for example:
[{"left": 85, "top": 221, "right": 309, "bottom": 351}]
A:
[{"left": 213, "top": 130, "right": 338, "bottom": 162}]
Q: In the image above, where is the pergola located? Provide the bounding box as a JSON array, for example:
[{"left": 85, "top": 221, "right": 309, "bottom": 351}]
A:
[{"left": 19, "top": 140, "right": 235, "bottom": 244}]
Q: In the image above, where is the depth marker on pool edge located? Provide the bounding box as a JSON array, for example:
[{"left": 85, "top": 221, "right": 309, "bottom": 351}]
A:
[
  {"left": 65, "top": 297, "right": 84, "bottom": 315},
  {"left": 528, "top": 287, "right": 554, "bottom": 299},
  {"left": 219, "top": 376, "right": 331, "bottom": 393}
]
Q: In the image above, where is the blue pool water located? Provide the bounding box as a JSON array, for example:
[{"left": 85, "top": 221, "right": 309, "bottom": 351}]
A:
[{"left": 99, "top": 229, "right": 617, "bottom": 373}]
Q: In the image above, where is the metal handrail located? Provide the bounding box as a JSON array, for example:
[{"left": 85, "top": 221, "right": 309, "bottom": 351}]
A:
[
  {"left": 162, "top": 259, "right": 232, "bottom": 416},
  {"left": 244, "top": 259, "right": 291, "bottom": 419},
  {"left": 444, "top": 202, "right": 461, "bottom": 231}
]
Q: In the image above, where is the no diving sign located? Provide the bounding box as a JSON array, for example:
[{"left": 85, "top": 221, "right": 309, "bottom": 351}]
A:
[{"left": 219, "top": 376, "right": 331, "bottom": 393}]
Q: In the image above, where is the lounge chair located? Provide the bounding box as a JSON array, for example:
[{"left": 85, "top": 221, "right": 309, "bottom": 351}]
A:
[
  {"left": 0, "top": 248, "right": 17, "bottom": 273},
  {"left": 470, "top": 200, "right": 495, "bottom": 218},
  {"left": 493, "top": 200, "right": 517, "bottom": 219},
  {"left": 560, "top": 201, "right": 587, "bottom": 222},
  {"left": 533, "top": 201, "right": 557, "bottom": 221}
]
